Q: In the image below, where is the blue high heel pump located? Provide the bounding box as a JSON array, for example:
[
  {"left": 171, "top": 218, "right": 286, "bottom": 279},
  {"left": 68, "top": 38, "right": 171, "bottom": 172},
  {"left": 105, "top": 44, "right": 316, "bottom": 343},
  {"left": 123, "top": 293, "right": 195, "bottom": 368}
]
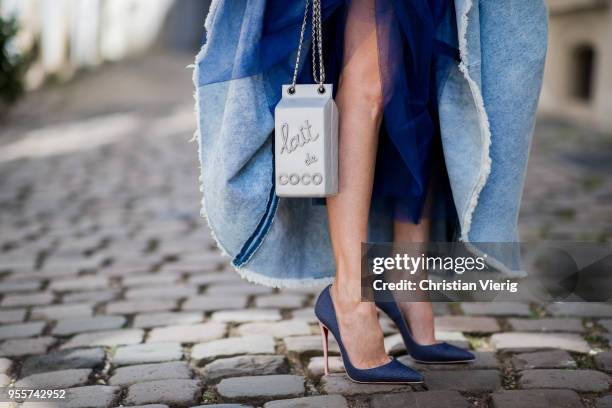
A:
[
  {"left": 376, "top": 298, "right": 475, "bottom": 364},
  {"left": 314, "top": 285, "right": 423, "bottom": 384}
]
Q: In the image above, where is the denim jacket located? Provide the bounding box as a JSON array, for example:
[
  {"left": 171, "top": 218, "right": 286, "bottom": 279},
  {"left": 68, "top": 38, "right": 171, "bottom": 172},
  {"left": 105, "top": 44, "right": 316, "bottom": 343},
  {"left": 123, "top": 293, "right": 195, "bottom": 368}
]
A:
[{"left": 193, "top": 0, "right": 548, "bottom": 287}]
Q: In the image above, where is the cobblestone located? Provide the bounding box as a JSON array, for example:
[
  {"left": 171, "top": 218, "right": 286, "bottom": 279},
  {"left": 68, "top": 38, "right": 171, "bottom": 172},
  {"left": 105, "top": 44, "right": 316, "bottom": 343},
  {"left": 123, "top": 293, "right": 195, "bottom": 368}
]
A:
[
  {"left": 63, "top": 289, "right": 119, "bottom": 304},
  {"left": 460, "top": 302, "right": 531, "bottom": 317},
  {"left": 216, "top": 375, "right": 305, "bottom": 401},
  {"left": 0, "top": 322, "right": 46, "bottom": 340},
  {"left": 21, "top": 348, "right": 106, "bottom": 376},
  {"left": 595, "top": 351, "right": 612, "bottom": 373},
  {"left": 0, "top": 337, "right": 56, "bottom": 357},
  {"left": 109, "top": 361, "right": 192, "bottom": 386},
  {"left": 0, "top": 280, "right": 41, "bottom": 293},
  {"left": 435, "top": 315, "right": 501, "bottom": 333},
  {"left": 122, "top": 272, "right": 180, "bottom": 287},
  {"left": 290, "top": 308, "right": 318, "bottom": 323},
  {"left": 31, "top": 302, "right": 94, "bottom": 320},
  {"left": 511, "top": 350, "right": 577, "bottom": 370},
  {"left": 491, "top": 389, "right": 584, "bottom": 408},
  {"left": 284, "top": 335, "right": 340, "bottom": 359},
  {"left": 36, "top": 385, "right": 121, "bottom": 408},
  {"left": 0, "top": 373, "right": 10, "bottom": 386},
  {"left": 0, "top": 309, "right": 27, "bottom": 324},
  {"left": 20, "top": 385, "right": 121, "bottom": 408},
  {"left": 61, "top": 329, "right": 144, "bottom": 349},
  {"left": 547, "top": 303, "right": 612, "bottom": 317},
  {"left": 254, "top": 295, "right": 306, "bottom": 309},
  {"left": 0, "top": 358, "right": 12, "bottom": 374},
  {"left": 191, "top": 335, "right": 276, "bottom": 362},
  {"left": 147, "top": 322, "right": 226, "bottom": 344},
  {"left": 182, "top": 296, "right": 249, "bottom": 312},
  {"left": 598, "top": 395, "right": 612, "bottom": 408},
  {"left": 49, "top": 276, "right": 109, "bottom": 292},
  {"left": 369, "top": 390, "right": 470, "bottom": 408},
  {"left": 518, "top": 369, "right": 610, "bottom": 392},
  {"left": 490, "top": 332, "right": 591, "bottom": 353},
  {"left": 112, "top": 342, "right": 183, "bottom": 366},
  {"left": 236, "top": 320, "right": 312, "bottom": 338},
  {"left": 133, "top": 312, "right": 204, "bottom": 328},
  {"left": 16, "top": 368, "right": 92, "bottom": 388},
  {"left": 211, "top": 310, "right": 282, "bottom": 323},
  {"left": 122, "top": 405, "right": 169, "bottom": 408},
  {"left": 423, "top": 370, "right": 502, "bottom": 393},
  {"left": 52, "top": 315, "right": 126, "bottom": 335},
  {"left": 263, "top": 395, "right": 348, "bottom": 408},
  {"left": 599, "top": 319, "right": 612, "bottom": 332},
  {"left": 187, "top": 272, "right": 243, "bottom": 285},
  {"left": 206, "top": 283, "right": 273, "bottom": 296},
  {"left": 200, "top": 355, "right": 289, "bottom": 382},
  {"left": 1, "top": 292, "right": 54, "bottom": 307},
  {"left": 191, "top": 404, "right": 252, "bottom": 408},
  {"left": 126, "top": 285, "right": 197, "bottom": 300},
  {"left": 106, "top": 299, "right": 177, "bottom": 315},
  {"left": 320, "top": 374, "right": 410, "bottom": 396},
  {"left": 124, "top": 379, "right": 202, "bottom": 406},
  {"left": 306, "top": 356, "right": 344, "bottom": 378},
  {"left": 507, "top": 318, "right": 585, "bottom": 333}
]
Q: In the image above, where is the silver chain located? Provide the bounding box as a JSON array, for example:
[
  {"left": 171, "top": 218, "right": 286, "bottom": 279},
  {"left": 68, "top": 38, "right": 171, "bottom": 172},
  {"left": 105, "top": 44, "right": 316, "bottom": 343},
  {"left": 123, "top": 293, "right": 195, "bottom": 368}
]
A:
[
  {"left": 311, "top": 0, "right": 325, "bottom": 85},
  {"left": 289, "top": 0, "right": 325, "bottom": 94}
]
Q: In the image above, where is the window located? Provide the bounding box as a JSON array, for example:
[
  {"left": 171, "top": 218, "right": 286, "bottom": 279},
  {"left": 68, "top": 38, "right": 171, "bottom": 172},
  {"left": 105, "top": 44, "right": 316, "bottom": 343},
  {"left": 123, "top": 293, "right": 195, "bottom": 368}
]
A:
[{"left": 571, "top": 44, "right": 596, "bottom": 102}]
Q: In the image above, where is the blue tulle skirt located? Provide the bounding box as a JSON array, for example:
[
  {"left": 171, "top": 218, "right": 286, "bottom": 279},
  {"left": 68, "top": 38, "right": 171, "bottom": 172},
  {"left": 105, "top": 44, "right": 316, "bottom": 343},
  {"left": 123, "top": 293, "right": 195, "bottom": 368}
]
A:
[{"left": 200, "top": 0, "right": 459, "bottom": 224}]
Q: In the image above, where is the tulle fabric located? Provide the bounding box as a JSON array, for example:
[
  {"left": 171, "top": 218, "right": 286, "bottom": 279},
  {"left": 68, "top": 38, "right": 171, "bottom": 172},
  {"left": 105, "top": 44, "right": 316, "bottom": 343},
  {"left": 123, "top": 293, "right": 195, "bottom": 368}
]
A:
[{"left": 199, "top": 0, "right": 458, "bottom": 224}]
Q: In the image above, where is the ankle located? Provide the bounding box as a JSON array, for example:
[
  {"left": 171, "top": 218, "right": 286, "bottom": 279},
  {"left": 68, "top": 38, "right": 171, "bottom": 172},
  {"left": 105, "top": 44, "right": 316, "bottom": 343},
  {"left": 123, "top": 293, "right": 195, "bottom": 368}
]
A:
[
  {"left": 331, "top": 280, "right": 362, "bottom": 307},
  {"left": 399, "top": 302, "right": 437, "bottom": 345}
]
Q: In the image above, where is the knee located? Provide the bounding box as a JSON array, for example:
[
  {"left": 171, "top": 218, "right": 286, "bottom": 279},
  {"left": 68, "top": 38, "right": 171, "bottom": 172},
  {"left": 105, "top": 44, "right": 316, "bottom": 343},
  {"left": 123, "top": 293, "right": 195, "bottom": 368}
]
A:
[{"left": 359, "top": 84, "right": 385, "bottom": 121}]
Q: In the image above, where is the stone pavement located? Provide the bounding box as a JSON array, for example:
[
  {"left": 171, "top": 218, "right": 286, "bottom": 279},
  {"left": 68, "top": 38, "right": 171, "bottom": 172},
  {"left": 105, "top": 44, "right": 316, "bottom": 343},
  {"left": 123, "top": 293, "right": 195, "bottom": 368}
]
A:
[{"left": 0, "top": 53, "right": 611, "bottom": 408}]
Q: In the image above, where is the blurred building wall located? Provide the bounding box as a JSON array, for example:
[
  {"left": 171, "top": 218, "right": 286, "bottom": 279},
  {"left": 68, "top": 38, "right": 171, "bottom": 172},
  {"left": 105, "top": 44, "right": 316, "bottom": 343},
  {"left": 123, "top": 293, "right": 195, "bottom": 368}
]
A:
[
  {"left": 0, "top": 0, "right": 209, "bottom": 88},
  {"left": 540, "top": 0, "right": 612, "bottom": 130}
]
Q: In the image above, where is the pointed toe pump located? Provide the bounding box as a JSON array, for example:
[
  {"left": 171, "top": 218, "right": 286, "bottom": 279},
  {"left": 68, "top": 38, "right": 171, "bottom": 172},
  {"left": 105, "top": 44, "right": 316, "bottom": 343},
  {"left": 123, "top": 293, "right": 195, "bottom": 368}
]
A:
[
  {"left": 314, "top": 285, "right": 423, "bottom": 384},
  {"left": 376, "top": 298, "right": 475, "bottom": 364}
]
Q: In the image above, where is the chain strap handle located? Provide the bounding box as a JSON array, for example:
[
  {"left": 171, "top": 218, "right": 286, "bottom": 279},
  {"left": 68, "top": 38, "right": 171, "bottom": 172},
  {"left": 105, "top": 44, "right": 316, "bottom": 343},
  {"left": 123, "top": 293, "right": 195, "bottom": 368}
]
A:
[
  {"left": 311, "top": 0, "right": 325, "bottom": 86},
  {"left": 289, "top": 0, "right": 326, "bottom": 95}
]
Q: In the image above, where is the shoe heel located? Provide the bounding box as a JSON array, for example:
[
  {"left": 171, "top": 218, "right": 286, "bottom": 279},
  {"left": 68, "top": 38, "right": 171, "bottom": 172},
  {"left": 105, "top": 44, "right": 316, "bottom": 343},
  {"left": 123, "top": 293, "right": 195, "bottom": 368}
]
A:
[
  {"left": 315, "top": 285, "right": 423, "bottom": 383},
  {"left": 319, "top": 323, "right": 330, "bottom": 375}
]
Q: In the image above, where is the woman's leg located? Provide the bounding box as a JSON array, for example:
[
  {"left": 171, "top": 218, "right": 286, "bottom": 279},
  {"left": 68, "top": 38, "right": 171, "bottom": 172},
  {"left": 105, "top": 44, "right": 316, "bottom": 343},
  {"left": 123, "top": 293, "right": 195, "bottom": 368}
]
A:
[
  {"left": 326, "top": 0, "right": 389, "bottom": 369},
  {"left": 393, "top": 219, "right": 437, "bottom": 345}
]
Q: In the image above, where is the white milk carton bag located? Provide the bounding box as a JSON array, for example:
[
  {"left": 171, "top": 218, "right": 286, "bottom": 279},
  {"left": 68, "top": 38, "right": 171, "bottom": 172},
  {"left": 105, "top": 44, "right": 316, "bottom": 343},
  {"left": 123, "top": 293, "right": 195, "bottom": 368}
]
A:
[{"left": 274, "top": 84, "right": 338, "bottom": 197}]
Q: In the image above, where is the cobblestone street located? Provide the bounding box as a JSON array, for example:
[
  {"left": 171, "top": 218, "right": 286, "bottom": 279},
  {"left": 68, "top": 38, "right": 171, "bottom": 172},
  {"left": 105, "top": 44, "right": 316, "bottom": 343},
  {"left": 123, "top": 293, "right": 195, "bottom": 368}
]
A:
[{"left": 0, "top": 53, "right": 611, "bottom": 408}]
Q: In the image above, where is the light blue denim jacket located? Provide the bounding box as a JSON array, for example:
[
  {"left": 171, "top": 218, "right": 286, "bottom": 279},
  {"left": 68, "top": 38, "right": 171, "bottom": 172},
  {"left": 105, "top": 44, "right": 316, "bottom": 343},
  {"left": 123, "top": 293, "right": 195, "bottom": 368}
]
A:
[{"left": 193, "top": 0, "right": 548, "bottom": 287}]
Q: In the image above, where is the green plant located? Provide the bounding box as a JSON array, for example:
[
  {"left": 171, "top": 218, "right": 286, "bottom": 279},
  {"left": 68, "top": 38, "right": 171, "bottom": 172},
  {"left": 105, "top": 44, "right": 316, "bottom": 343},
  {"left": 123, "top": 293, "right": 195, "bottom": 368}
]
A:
[{"left": 0, "top": 15, "right": 31, "bottom": 105}]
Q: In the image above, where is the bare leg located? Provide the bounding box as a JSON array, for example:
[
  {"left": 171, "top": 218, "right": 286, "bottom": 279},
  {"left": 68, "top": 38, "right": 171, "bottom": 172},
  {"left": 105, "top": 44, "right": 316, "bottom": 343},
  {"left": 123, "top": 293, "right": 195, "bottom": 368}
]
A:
[
  {"left": 393, "top": 219, "right": 437, "bottom": 345},
  {"left": 327, "top": 0, "right": 389, "bottom": 369}
]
